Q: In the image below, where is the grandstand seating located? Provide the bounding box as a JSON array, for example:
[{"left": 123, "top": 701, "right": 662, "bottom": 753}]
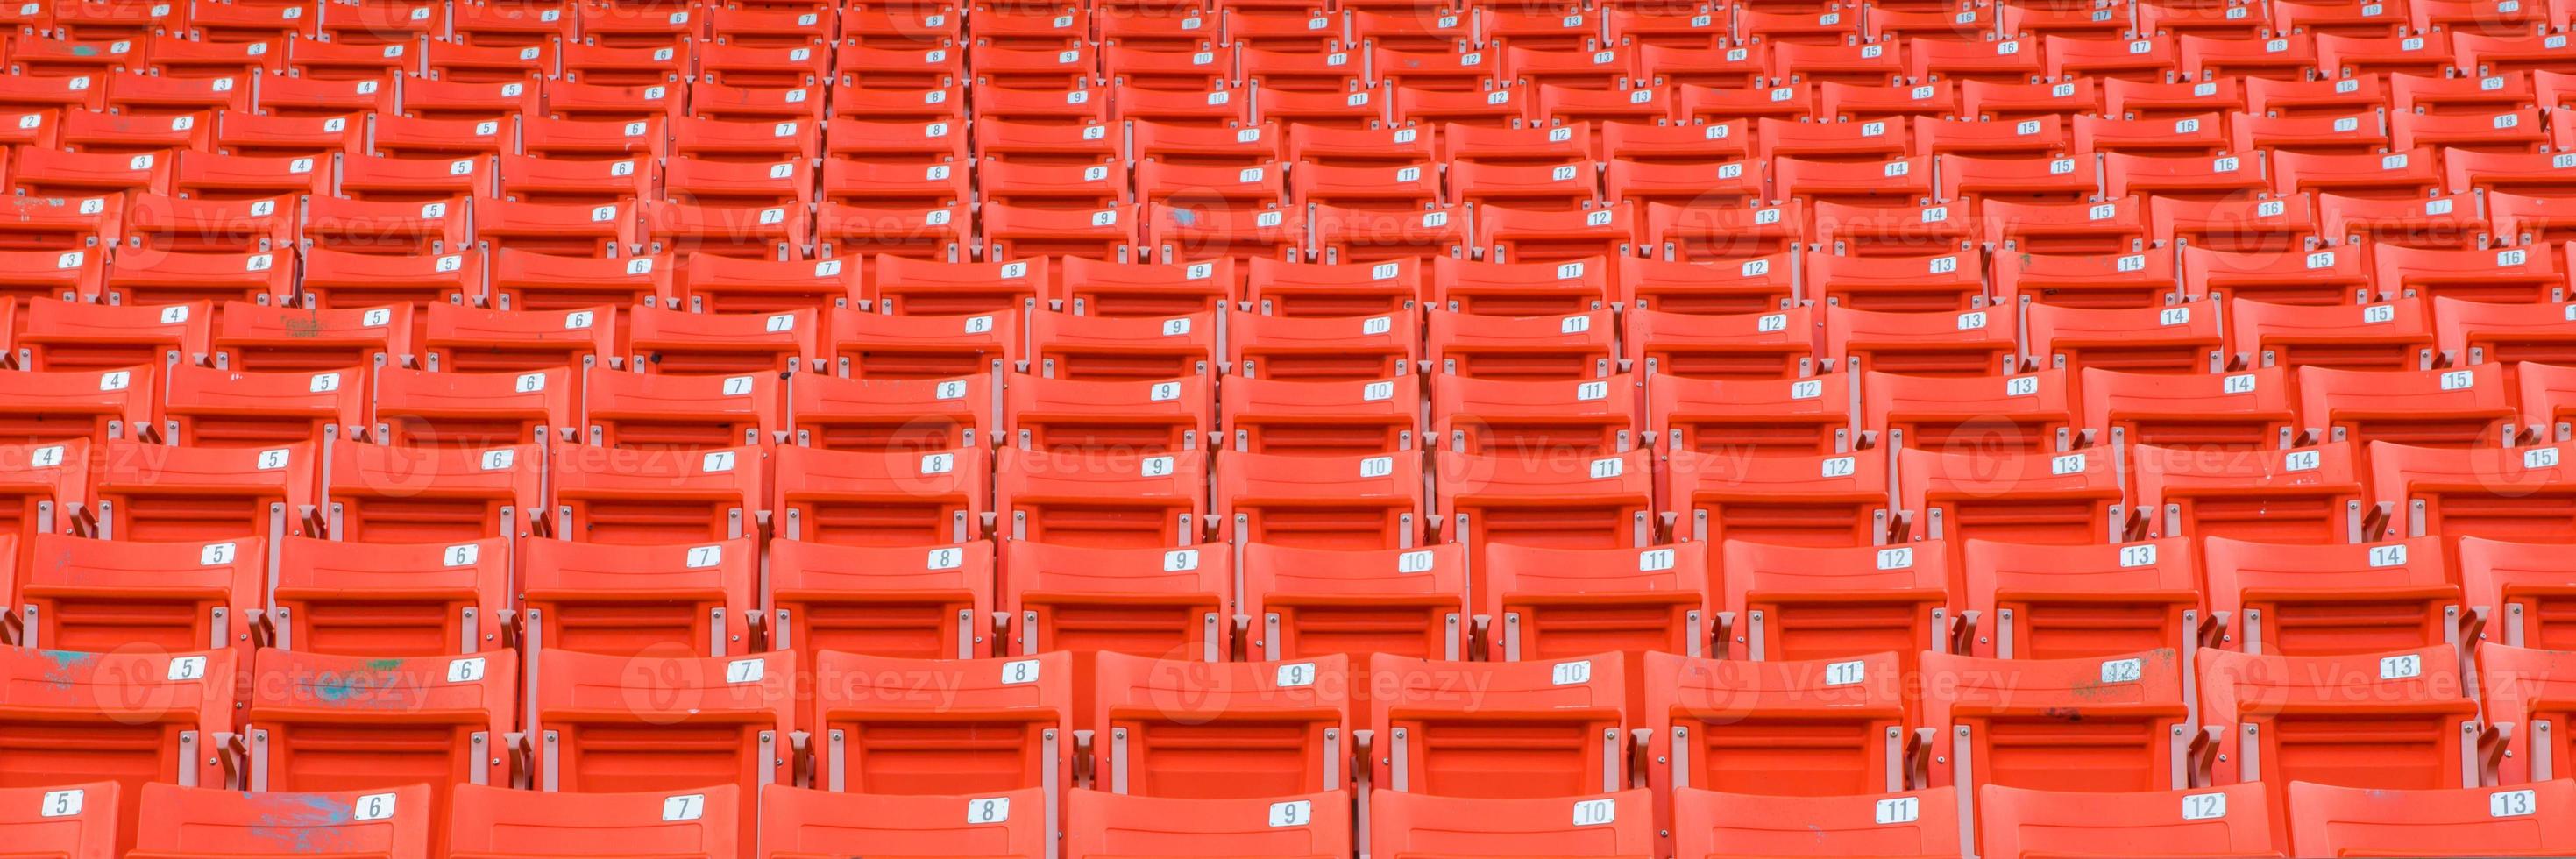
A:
[{"left": 7, "top": 0, "right": 2576, "bottom": 854}]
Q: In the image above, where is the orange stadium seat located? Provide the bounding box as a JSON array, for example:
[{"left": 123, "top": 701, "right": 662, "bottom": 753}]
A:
[
  {"left": 447, "top": 784, "right": 741, "bottom": 859},
  {"left": 14, "top": 531, "right": 257, "bottom": 652},
  {"left": 520, "top": 537, "right": 758, "bottom": 657},
  {"left": 1672, "top": 788, "right": 1965, "bottom": 859},
  {"left": 2288, "top": 780, "right": 2576, "bottom": 859},
  {"left": 1643, "top": 650, "right": 1910, "bottom": 798},
  {"left": 1370, "top": 790, "right": 1657, "bottom": 858},
  {"left": 1090, "top": 651, "right": 1353, "bottom": 798},
  {"left": 808, "top": 650, "right": 1073, "bottom": 799},
  {"left": 0, "top": 646, "right": 233, "bottom": 853},
  {"left": 1719, "top": 540, "right": 1954, "bottom": 665},
  {"left": 0, "top": 781, "right": 117, "bottom": 859},
  {"left": 763, "top": 785, "right": 1051, "bottom": 859},
  {"left": 1238, "top": 542, "right": 1469, "bottom": 662},
  {"left": 1367, "top": 653, "right": 1629, "bottom": 799},
  {"left": 1067, "top": 790, "right": 1352, "bottom": 859},
  {"left": 131, "top": 783, "right": 432, "bottom": 859}
]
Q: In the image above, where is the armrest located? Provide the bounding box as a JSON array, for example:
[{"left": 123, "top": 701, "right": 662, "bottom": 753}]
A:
[
  {"left": 1630, "top": 728, "right": 1653, "bottom": 789},
  {"left": 1714, "top": 611, "right": 1735, "bottom": 656},
  {"left": 2188, "top": 725, "right": 2226, "bottom": 788},
  {"left": 2201, "top": 610, "right": 2232, "bottom": 648},
  {"left": 1949, "top": 609, "right": 1978, "bottom": 655},
  {"left": 1906, "top": 727, "right": 1934, "bottom": 791}
]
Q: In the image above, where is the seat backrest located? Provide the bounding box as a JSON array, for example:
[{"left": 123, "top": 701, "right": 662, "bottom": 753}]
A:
[
  {"left": 1670, "top": 787, "right": 1963, "bottom": 859},
  {"left": 447, "top": 783, "right": 741, "bottom": 859},
  {"left": 1980, "top": 783, "right": 2277, "bottom": 859},
  {"left": 1068, "top": 790, "right": 1351, "bottom": 859},
  {"left": 2197, "top": 645, "right": 2481, "bottom": 795},
  {"left": 532, "top": 649, "right": 795, "bottom": 795},
  {"left": 1920, "top": 648, "right": 2192, "bottom": 794},
  {"left": 809, "top": 650, "right": 1073, "bottom": 796},
  {"left": 1962, "top": 537, "right": 2200, "bottom": 660},
  {"left": 1092, "top": 651, "right": 1354, "bottom": 798},
  {"left": 18, "top": 532, "right": 260, "bottom": 653},
  {"left": 2475, "top": 643, "right": 2576, "bottom": 784},
  {"left": 1367, "top": 652, "right": 1629, "bottom": 799},
  {"left": 2459, "top": 536, "right": 2576, "bottom": 650},
  {"left": 2202, "top": 536, "right": 2458, "bottom": 656},
  {"left": 0, "top": 781, "right": 118, "bottom": 859},
  {"left": 766, "top": 539, "right": 995, "bottom": 663},
  {"left": 2288, "top": 780, "right": 2576, "bottom": 859},
  {"left": 1238, "top": 543, "right": 1469, "bottom": 661},
  {"left": 1644, "top": 650, "right": 1909, "bottom": 797},
  {"left": 760, "top": 784, "right": 1048, "bottom": 859},
  {"left": 1369, "top": 789, "right": 1657, "bottom": 859},
  {"left": 1483, "top": 542, "right": 1714, "bottom": 663},
  {"left": 132, "top": 783, "right": 431, "bottom": 859},
  {"left": 0, "top": 646, "right": 235, "bottom": 853}
]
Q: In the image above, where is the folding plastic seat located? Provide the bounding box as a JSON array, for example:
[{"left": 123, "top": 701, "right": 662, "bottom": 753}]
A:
[
  {"left": 1238, "top": 258, "right": 1415, "bottom": 317},
  {"left": 556, "top": 39, "right": 692, "bottom": 87},
  {"left": 1766, "top": 41, "right": 1905, "bottom": 89},
  {"left": 451, "top": 782, "right": 740, "bottom": 859},
  {"left": 1431, "top": 373, "right": 1640, "bottom": 460},
  {"left": 517, "top": 117, "right": 665, "bottom": 165},
  {"left": 2299, "top": 363, "right": 2517, "bottom": 454},
  {"left": 11, "top": 529, "right": 255, "bottom": 652},
  {"left": 576, "top": 367, "right": 776, "bottom": 451},
  {"left": 546, "top": 440, "right": 760, "bottom": 543},
  {"left": 419, "top": 38, "right": 555, "bottom": 83},
  {"left": 1046, "top": 255, "right": 1225, "bottom": 319},
  {"left": 2198, "top": 535, "right": 2461, "bottom": 658},
  {"left": 1651, "top": 368, "right": 1847, "bottom": 456},
  {"left": 813, "top": 652, "right": 1066, "bottom": 799},
  {"left": 625, "top": 305, "right": 816, "bottom": 376},
  {"left": 2394, "top": 109, "right": 2546, "bottom": 156},
  {"left": 1365, "top": 653, "right": 1629, "bottom": 798},
  {"left": 1755, "top": 118, "right": 1912, "bottom": 166},
  {"left": 1212, "top": 448, "right": 1421, "bottom": 550},
  {"left": 1128, "top": 120, "right": 1284, "bottom": 170},
  {"left": 978, "top": 158, "right": 1132, "bottom": 212},
  {"left": 1898, "top": 445, "right": 2126, "bottom": 583},
  {"left": 1217, "top": 373, "right": 1421, "bottom": 458},
  {"left": 1007, "top": 373, "right": 1210, "bottom": 454},
  {"left": 821, "top": 306, "right": 1018, "bottom": 380},
  {"left": 285, "top": 39, "right": 421, "bottom": 84},
  {"left": 2132, "top": 437, "right": 2368, "bottom": 543},
  {"left": 2256, "top": 75, "right": 2390, "bottom": 118},
  {"left": 4, "top": 34, "right": 136, "bottom": 79},
  {"left": 330, "top": 154, "right": 493, "bottom": 202},
  {"left": 1425, "top": 309, "right": 1614, "bottom": 380},
  {"left": 1640, "top": 649, "right": 1905, "bottom": 807},
  {"left": 637, "top": 199, "right": 807, "bottom": 268},
  {"left": 1671, "top": 787, "right": 1964, "bottom": 859},
  {"left": 2069, "top": 114, "right": 2227, "bottom": 160},
  {"left": 1252, "top": 86, "right": 1386, "bottom": 133},
  {"left": 1477, "top": 203, "right": 1641, "bottom": 264},
  {"left": 995, "top": 447, "right": 1209, "bottom": 547},
  {"left": 0, "top": 73, "right": 105, "bottom": 117},
  {"left": 1600, "top": 153, "right": 1757, "bottom": 211},
  {"left": 136, "top": 784, "right": 433, "bottom": 859},
  {"left": 1714, "top": 538, "right": 1948, "bottom": 665},
  {"left": 1027, "top": 310, "right": 1215, "bottom": 381},
  {"left": 2199, "top": 643, "right": 2483, "bottom": 818},
  {"left": 2274, "top": 149, "right": 2447, "bottom": 202},
  {"left": 518, "top": 536, "right": 757, "bottom": 658},
  {"left": 765, "top": 787, "right": 1051, "bottom": 859},
  {"left": 1901, "top": 34, "right": 2043, "bottom": 84},
  {"left": 1605, "top": 5, "right": 1727, "bottom": 49},
  {"left": 1804, "top": 247, "right": 1985, "bottom": 311},
  {"left": 1288, "top": 160, "right": 1442, "bottom": 212},
  {"left": 834, "top": 39, "right": 966, "bottom": 91},
  {"left": 4, "top": 147, "right": 167, "bottom": 199},
  {"left": 231, "top": 655, "right": 494, "bottom": 848},
  {"left": 264, "top": 74, "right": 403, "bottom": 118},
  {"left": 2025, "top": 301, "right": 2226, "bottom": 383},
  {"left": 1131, "top": 160, "right": 1283, "bottom": 212},
  {"left": 115, "top": 196, "right": 295, "bottom": 258},
  {"left": 2154, "top": 200, "right": 2322, "bottom": 263},
  {"left": 0, "top": 437, "right": 82, "bottom": 559},
  {"left": 0, "top": 780, "right": 116, "bottom": 859},
  {"left": 1064, "top": 790, "right": 1352, "bottom": 858},
  {"left": 1775, "top": 153, "right": 1938, "bottom": 207},
  {"left": 2456, "top": 30, "right": 2576, "bottom": 75},
  {"left": 1824, "top": 305, "right": 2021, "bottom": 376},
  {"left": 834, "top": 82, "right": 975, "bottom": 125},
  {"left": 1365, "top": 46, "right": 1497, "bottom": 94},
  {"left": 1984, "top": 200, "right": 2154, "bottom": 270},
  {"left": 2117, "top": 153, "right": 2282, "bottom": 217},
  {"left": 56, "top": 109, "right": 210, "bottom": 157},
  {"left": 2388, "top": 70, "right": 2529, "bottom": 117},
  {"left": 1088, "top": 651, "right": 1355, "bottom": 798},
  {"left": 974, "top": 117, "right": 1123, "bottom": 167},
  {"left": 523, "top": 654, "right": 785, "bottom": 849},
  {"left": 0, "top": 363, "right": 152, "bottom": 445},
  {"left": 1532, "top": 83, "right": 1676, "bottom": 129},
  {"left": 2323, "top": 193, "right": 2494, "bottom": 254},
  {"left": 2293, "top": 779, "right": 2576, "bottom": 858},
  {"left": 1984, "top": 783, "right": 2281, "bottom": 859},
  {"left": 2041, "top": 34, "right": 2181, "bottom": 83},
  {"left": 1437, "top": 445, "right": 1655, "bottom": 589},
  {"left": 475, "top": 198, "right": 638, "bottom": 259},
  {"left": 1646, "top": 200, "right": 1807, "bottom": 261},
  {"left": 777, "top": 443, "right": 986, "bottom": 547},
  {"left": 2457, "top": 537, "right": 2576, "bottom": 652},
  {"left": 2228, "top": 298, "right": 2439, "bottom": 381},
  {"left": 662, "top": 156, "right": 813, "bottom": 213},
  {"left": 2080, "top": 366, "right": 2301, "bottom": 452},
  {"left": 987, "top": 202, "right": 1142, "bottom": 262},
  {"left": 1311, "top": 203, "right": 1473, "bottom": 264},
  {"left": 541, "top": 79, "right": 688, "bottom": 127},
  {"left": 13, "top": 298, "right": 206, "bottom": 387},
  {"left": 2175, "top": 32, "right": 2318, "bottom": 82},
  {"left": 266, "top": 534, "right": 509, "bottom": 656},
  {"left": 86, "top": 437, "right": 311, "bottom": 548},
  {"left": 0, "top": 644, "right": 233, "bottom": 853},
  {"left": 2374, "top": 439, "right": 2576, "bottom": 543},
  {"left": 1431, "top": 255, "right": 1614, "bottom": 315},
  {"left": 321, "top": 0, "right": 443, "bottom": 44},
  {"left": 1501, "top": 46, "right": 1635, "bottom": 92},
  {"left": 1863, "top": 368, "right": 2078, "bottom": 452},
  {"left": 787, "top": 370, "right": 984, "bottom": 454},
  {"left": 656, "top": 255, "right": 852, "bottom": 317},
  {"left": 1953, "top": 536, "right": 2205, "bottom": 664},
  {"left": 1234, "top": 542, "right": 1467, "bottom": 661},
  {"left": 1099, "top": 7, "right": 1214, "bottom": 52},
  {"left": 1661, "top": 442, "right": 1892, "bottom": 547},
  {"left": 159, "top": 362, "right": 367, "bottom": 448},
  {"left": 1391, "top": 85, "right": 1535, "bottom": 137},
  {"left": 2228, "top": 111, "right": 2392, "bottom": 159},
  {"left": 1227, "top": 309, "right": 1417, "bottom": 382},
  {"left": 1920, "top": 647, "right": 2196, "bottom": 801},
  {"left": 315, "top": 440, "right": 537, "bottom": 547}
]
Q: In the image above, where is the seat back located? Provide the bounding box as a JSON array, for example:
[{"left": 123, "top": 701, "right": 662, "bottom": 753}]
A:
[
  {"left": 1979, "top": 783, "right": 2277, "bottom": 859},
  {"left": 17, "top": 533, "right": 259, "bottom": 652},
  {"left": 1720, "top": 541, "right": 1953, "bottom": 665},
  {"left": 1962, "top": 538, "right": 2201, "bottom": 660},
  {"left": 1368, "top": 653, "right": 1629, "bottom": 799},
  {"left": 1067, "top": 790, "right": 1351, "bottom": 859},
  {"left": 2287, "top": 780, "right": 2576, "bottom": 859},
  {"left": 131, "top": 783, "right": 431, "bottom": 859},
  {"left": 1645, "top": 650, "right": 1908, "bottom": 799},
  {"left": 1921, "top": 649, "right": 2193, "bottom": 795},
  {"left": 811, "top": 650, "right": 1072, "bottom": 799},
  {"left": 1671, "top": 788, "right": 1964, "bottom": 859},
  {"left": 0, "top": 647, "right": 235, "bottom": 853},
  {"left": 1093, "top": 651, "right": 1353, "bottom": 798},
  {"left": 2203, "top": 536, "right": 2459, "bottom": 656},
  {"left": 760, "top": 784, "right": 1048, "bottom": 859},
  {"left": 522, "top": 538, "right": 757, "bottom": 657},
  {"left": 1368, "top": 790, "right": 1656, "bottom": 859},
  {"left": 1239, "top": 543, "right": 1469, "bottom": 662},
  {"left": 0, "top": 781, "right": 117, "bottom": 859},
  {"left": 447, "top": 783, "right": 740, "bottom": 859},
  {"left": 273, "top": 536, "right": 509, "bottom": 656}
]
